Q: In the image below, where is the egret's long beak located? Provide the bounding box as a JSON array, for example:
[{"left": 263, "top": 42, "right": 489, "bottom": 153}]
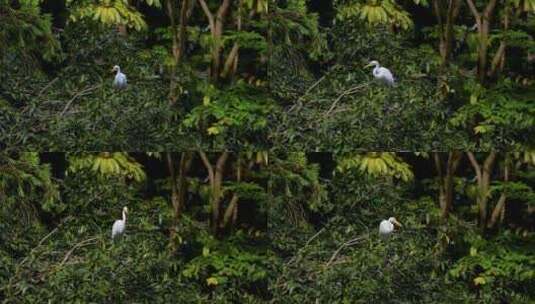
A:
[
  {"left": 364, "top": 63, "right": 372, "bottom": 68},
  {"left": 392, "top": 219, "right": 402, "bottom": 227}
]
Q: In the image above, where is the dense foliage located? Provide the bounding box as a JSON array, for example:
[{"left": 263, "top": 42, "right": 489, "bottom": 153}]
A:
[
  {"left": 0, "top": 152, "right": 269, "bottom": 302},
  {"left": 0, "top": 0, "right": 271, "bottom": 150},
  {"left": 269, "top": 0, "right": 535, "bottom": 150},
  {"left": 268, "top": 152, "right": 535, "bottom": 303},
  {"left": 2, "top": 152, "right": 534, "bottom": 302},
  {"left": 2, "top": 0, "right": 535, "bottom": 302}
]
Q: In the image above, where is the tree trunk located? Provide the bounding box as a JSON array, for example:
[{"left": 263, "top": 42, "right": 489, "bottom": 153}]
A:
[
  {"left": 488, "top": 158, "right": 509, "bottom": 228},
  {"left": 477, "top": 22, "right": 489, "bottom": 83},
  {"left": 167, "top": 0, "right": 191, "bottom": 105},
  {"left": 199, "top": 151, "right": 230, "bottom": 234},
  {"left": 465, "top": 0, "right": 498, "bottom": 83},
  {"left": 467, "top": 152, "right": 497, "bottom": 229},
  {"left": 197, "top": 0, "right": 232, "bottom": 82},
  {"left": 221, "top": 156, "right": 242, "bottom": 228},
  {"left": 433, "top": 0, "right": 461, "bottom": 66},
  {"left": 167, "top": 152, "right": 193, "bottom": 251},
  {"left": 434, "top": 152, "right": 463, "bottom": 219},
  {"left": 488, "top": 6, "right": 513, "bottom": 78}
]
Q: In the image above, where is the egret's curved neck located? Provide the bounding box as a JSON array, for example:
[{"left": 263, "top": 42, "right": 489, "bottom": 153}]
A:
[
  {"left": 122, "top": 210, "right": 127, "bottom": 223},
  {"left": 116, "top": 67, "right": 121, "bottom": 74},
  {"left": 373, "top": 65, "right": 380, "bottom": 76}
]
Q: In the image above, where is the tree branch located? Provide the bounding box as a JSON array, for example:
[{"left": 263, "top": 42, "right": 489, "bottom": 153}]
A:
[
  {"left": 199, "top": 151, "right": 214, "bottom": 187},
  {"left": 326, "top": 234, "right": 367, "bottom": 267},
  {"left": 482, "top": 151, "right": 497, "bottom": 178},
  {"left": 197, "top": 0, "right": 214, "bottom": 32},
  {"left": 59, "top": 237, "right": 98, "bottom": 267},
  {"left": 489, "top": 9, "right": 509, "bottom": 77},
  {"left": 222, "top": 193, "right": 239, "bottom": 227},
  {"left": 433, "top": 152, "right": 443, "bottom": 178},
  {"left": 449, "top": 151, "right": 463, "bottom": 174},
  {"left": 489, "top": 42, "right": 506, "bottom": 76},
  {"left": 432, "top": 0, "right": 444, "bottom": 32},
  {"left": 483, "top": 0, "right": 498, "bottom": 19},
  {"left": 216, "top": 0, "right": 232, "bottom": 21},
  {"left": 216, "top": 151, "right": 230, "bottom": 174},
  {"left": 465, "top": 0, "right": 481, "bottom": 22},
  {"left": 467, "top": 152, "right": 482, "bottom": 184},
  {"left": 221, "top": 43, "right": 240, "bottom": 78},
  {"left": 488, "top": 161, "right": 509, "bottom": 228}
]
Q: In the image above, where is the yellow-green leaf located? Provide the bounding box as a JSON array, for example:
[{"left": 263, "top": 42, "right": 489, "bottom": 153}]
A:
[
  {"left": 474, "top": 277, "right": 486, "bottom": 285},
  {"left": 207, "top": 126, "right": 220, "bottom": 135},
  {"left": 206, "top": 277, "right": 218, "bottom": 286}
]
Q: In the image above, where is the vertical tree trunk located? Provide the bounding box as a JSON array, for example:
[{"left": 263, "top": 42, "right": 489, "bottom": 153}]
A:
[
  {"left": 167, "top": 152, "right": 193, "bottom": 251},
  {"left": 434, "top": 152, "right": 462, "bottom": 219},
  {"left": 433, "top": 0, "right": 461, "bottom": 66},
  {"left": 467, "top": 152, "right": 497, "bottom": 229},
  {"left": 477, "top": 22, "right": 489, "bottom": 83},
  {"left": 222, "top": 156, "right": 241, "bottom": 228},
  {"left": 488, "top": 6, "right": 512, "bottom": 78},
  {"left": 465, "top": 0, "right": 498, "bottom": 83},
  {"left": 488, "top": 158, "right": 509, "bottom": 228},
  {"left": 199, "top": 151, "right": 230, "bottom": 234},
  {"left": 197, "top": 0, "right": 232, "bottom": 82},
  {"left": 167, "top": 0, "right": 191, "bottom": 105}
]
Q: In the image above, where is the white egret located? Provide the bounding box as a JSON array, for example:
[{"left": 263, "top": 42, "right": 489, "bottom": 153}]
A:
[
  {"left": 379, "top": 217, "right": 402, "bottom": 235},
  {"left": 364, "top": 60, "right": 395, "bottom": 86},
  {"left": 112, "top": 65, "right": 127, "bottom": 89},
  {"left": 111, "top": 206, "right": 128, "bottom": 239}
]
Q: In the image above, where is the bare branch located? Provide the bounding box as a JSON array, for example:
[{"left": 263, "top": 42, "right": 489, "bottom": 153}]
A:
[
  {"left": 432, "top": 0, "right": 444, "bottom": 31},
  {"left": 222, "top": 193, "right": 239, "bottom": 227},
  {"left": 222, "top": 158, "right": 241, "bottom": 227},
  {"left": 465, "top": 0, "right": 481, "bottom": 24},
  {"left": 60, "top": 237, "right": 98, "bottom": 267},
  {"left": 433, "top": 152, "right": 443, "bottom": 178},
  {"left": 197, "top": 0, "right": 215, "bottom": 32},
  {"left": 221, "top": 43, "right": 240, "bottom": 78},
  {"left": 326, "top": 234, "right": 368, "bottom": 267},
  {"left": 483, "top": 151, "right": 497, "bottom": 177},
  {"left": 483, "top": 0, "right": 498, "bottom": 19},
  {"left": 60, "top": 85, "right": 100, "bottom": 117},
  {"left": 199, "top": 151, "right": 214, "bottom": 187},
  {"left": 216, "top": 151, "right": 230, "bottom": 173},
  {"left": 216, "top": 0, "right": 232, "bottom": 21},
  {"left": 286, "top": 228, "right": 326, "bottom": 266},
  {"left": 325, "top": 83, "right": 368, "bottom": 116},
  {"left": 488, "top": 160, "right": 509, "bottom": 228},
  {"left": 467, "top": 152, "right": 482, "bottom": 184}
]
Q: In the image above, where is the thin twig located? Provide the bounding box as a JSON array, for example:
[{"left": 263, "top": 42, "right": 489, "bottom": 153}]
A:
[
  {"left": 286, "top": 228, "right": 326, "bottom": 266},
  {"left": 325, "top": 83, "right": 368, "bottom": 117},
  {"left": 304, "top": 227, "right": 326, "bottom": 247},
  {"left": 59, "top": 85, "right": 101, "bottom": 117},
  {"left": 59, "top": 237, "right": 98, "bottom": 267},
  {"left": 1, "top": 217, "right": 73, "bottom": 293},
  {"left": 36, "top": 77, "right": 59, "bottom": 99},
  {"left": 325, "top": 234, "right": 368, "bottom": 267},
  {"left": 289, "top": 71, "right": 332, "bottom": 113},
  {"left": 301, "top": 75, "right": 327, "bottom": 98}
]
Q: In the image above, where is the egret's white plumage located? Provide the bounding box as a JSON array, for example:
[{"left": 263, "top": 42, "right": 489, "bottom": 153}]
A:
[
  {"left": 379, "top": 217, "right": 402, "bottom": 235},
  {"left": 112, "top": 65, "right": 127, "bottom": 89},
  {"left": 111, "top": 206, "right": 128, "bottom": 239},
  {"left": 365, "top": 60, "right": 395, "bottom": 86}
]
